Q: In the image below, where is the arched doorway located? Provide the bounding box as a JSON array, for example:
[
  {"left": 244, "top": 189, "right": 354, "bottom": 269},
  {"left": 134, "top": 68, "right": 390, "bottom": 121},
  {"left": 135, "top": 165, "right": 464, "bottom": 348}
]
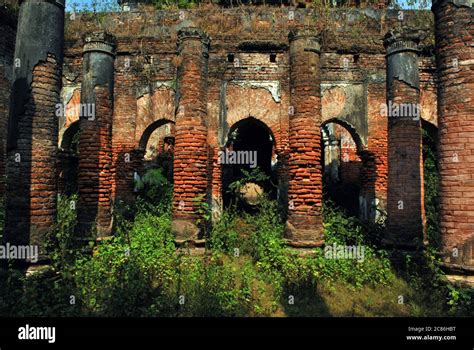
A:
[
  {"left": 58, "top": 121, "right": 79, "bottom": 195},
  {"left": 222, "top": 117, "right": 277, "bottom": 210},
  {"left": 138, "top": 119, "right": 175, "bottom": 182},
  {"left": 321, "top": 119, "right": 364, "bottom": 217}
]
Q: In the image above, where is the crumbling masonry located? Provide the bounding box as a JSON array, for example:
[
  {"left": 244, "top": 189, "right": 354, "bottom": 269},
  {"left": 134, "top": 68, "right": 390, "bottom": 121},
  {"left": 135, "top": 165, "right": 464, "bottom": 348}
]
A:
[{"left": 0, "top": 0, "right": 472, "bottom": 280}]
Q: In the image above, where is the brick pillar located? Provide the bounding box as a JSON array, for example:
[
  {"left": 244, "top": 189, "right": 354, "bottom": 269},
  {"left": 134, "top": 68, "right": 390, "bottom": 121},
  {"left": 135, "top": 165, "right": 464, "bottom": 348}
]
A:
[
  {"left": 4, "top": 0, "right": 65, "bottom": 264},
  {"left": 285, "top": 29, "right": 323, "bottom": 245},
  {"left": 433, "top": 0, "right": 474, "bottom": 271},
  {"left": 384, "top": 29, "right": 426, "bottom": 248},
  {"left": 77, "top": 32, "right": 116, "bottom": 239},
  {"left": 171, "top": 28, "right": 210, "bottom": 240}
]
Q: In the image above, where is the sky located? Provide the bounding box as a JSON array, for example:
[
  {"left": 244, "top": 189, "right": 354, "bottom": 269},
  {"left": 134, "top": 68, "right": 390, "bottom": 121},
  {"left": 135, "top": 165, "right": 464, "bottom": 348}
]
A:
[
  {"left": 66, "top": 0, "right": 119, "bottom": 11},
  {"left": 65, "top": 0, "right": 430, "bottom": 12}
]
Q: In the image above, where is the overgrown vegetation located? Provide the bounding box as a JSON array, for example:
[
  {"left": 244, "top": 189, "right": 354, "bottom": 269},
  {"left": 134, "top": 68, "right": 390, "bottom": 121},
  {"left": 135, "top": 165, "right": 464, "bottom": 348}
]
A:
[
  {"left": 0, "top": 171, "right": 471, "bottom": 316},
  {"left": 423, "top": 127, "right": 440, "bottom": 248}
]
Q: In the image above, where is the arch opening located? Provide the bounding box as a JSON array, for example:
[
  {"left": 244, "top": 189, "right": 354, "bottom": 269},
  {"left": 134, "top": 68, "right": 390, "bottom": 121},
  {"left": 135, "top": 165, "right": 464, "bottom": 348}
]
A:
[
  {"left": 222, "top": 117, "right": 277, "bottom": 210},
  {"left": 139, "top": 119, "right": 175, "bottom": 183},
  {"left": 58, "top": 121, "right": 80, "bottom": 196},
  {"left": 321, "top": 119, "right": 364, "bottom": 217}
]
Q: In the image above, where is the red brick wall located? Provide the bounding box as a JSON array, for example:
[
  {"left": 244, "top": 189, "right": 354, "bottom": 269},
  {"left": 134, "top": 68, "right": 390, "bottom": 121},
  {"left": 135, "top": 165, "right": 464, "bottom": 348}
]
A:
[
  {"left": 340, "top": 146, "right": 361, "bottom": 185},
  {"left": 207, "top": 80, "right": 222, "bottom": 220},
  {"left": 57, "top": 8, "right": 440, "bottom": 246},
  {"left": 360, "top": 79, "right": 388, "bottom": 221},
  {"left": 112, "top": 55, "right": 139, "bottom": 203}
]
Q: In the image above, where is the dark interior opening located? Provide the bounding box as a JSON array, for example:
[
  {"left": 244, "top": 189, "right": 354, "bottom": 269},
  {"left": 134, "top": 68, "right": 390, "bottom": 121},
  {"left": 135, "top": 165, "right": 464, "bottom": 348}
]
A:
[
  {"left": 59, "top": 122, "right": 79, "bottom": 196},
  {"left": 222, "top": 117, "right": 277, "bottom": 210}
]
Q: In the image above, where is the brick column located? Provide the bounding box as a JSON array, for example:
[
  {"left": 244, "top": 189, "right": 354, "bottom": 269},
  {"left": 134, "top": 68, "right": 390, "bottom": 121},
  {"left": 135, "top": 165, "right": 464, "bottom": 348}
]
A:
[
  {"left": 171, "top": 28, "right": 210, "bottom": 240},
  {"left": 77, "top": 32, "right": 116, "bottom": 239},
  {"left": 433, "top": 0, "right": 474, "bottom": 271},
  {"left": 4, "top": 0, "right": 65, "bottom": 264},
  {"left": 384, "top": 29, "right": 426, "bottom": 248},
  {"left": 285, "top": 29, "right": 323, "bottom": 245}
]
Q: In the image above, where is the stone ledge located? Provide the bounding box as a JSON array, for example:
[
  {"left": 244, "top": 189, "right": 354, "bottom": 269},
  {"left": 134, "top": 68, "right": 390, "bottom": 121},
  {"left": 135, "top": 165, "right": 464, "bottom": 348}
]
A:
[
  {"left": 285, "top": 239, "right": 324, "bottom": 248},
  {"left": 440, "top": 261, "right": 474, "bottom": 274},
  {"left": 444, "top": 274, "right": 474, "bottom": 288},
  {"left": 175, "top": 239, "right": 206, "bottom": 247}
]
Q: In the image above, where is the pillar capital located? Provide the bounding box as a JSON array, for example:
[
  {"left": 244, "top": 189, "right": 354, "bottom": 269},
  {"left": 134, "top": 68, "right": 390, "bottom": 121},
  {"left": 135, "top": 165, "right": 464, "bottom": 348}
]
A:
[
  {"left": 21, "top": 0, "right": 66, "bottom": 8},
  {"left": 177, "top": 27, "right": 210, "bottom": 54},
  {"left": 288, "top": 28, "right": 321, "bottom": 53},
  {"left": 384, "top": 28, "right": 425, "bottom": 90},
  {"left": 83, "top": 31, "right": 117, "bottom": 57},
  {"left": 383, "top": 28, "right": 425, "bottom": 57}
]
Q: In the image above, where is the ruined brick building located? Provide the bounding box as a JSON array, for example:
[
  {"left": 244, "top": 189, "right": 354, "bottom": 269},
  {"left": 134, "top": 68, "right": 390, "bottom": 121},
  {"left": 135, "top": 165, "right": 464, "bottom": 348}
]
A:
[{"left": 0, "top": 0, "right": 472, "bottom": 282}]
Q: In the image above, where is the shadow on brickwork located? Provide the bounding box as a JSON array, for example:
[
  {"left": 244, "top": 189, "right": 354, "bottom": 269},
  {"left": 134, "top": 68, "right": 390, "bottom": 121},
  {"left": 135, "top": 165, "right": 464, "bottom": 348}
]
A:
[{"left": 3, "top": 75, "right": 33, "bottom": 269}]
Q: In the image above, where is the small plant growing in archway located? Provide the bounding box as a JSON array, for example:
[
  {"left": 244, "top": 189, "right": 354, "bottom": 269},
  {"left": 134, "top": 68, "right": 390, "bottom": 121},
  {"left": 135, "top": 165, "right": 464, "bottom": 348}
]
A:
[
  {"left": 227, "top": 167, "right": 271, "bottom": 209},
  {"left": 134, "top": 168, "right": 173, "bottom": 213},
  {"left": 192, "top": 194, "right": 212, "bottom": 235}
]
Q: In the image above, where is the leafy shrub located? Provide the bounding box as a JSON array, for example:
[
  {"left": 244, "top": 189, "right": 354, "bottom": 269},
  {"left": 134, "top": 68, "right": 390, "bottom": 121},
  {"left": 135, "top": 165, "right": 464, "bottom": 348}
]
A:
[
  {"left": 245, "top": 197, "right": 288, "bottom": 277},
  {"left": 423, "top": 128, "right": 440, "bottom": 248},
  {"left": 49, "top": 194, "right": 78, "bottom": 269},
  {"left": 446, "top": 285, "right": 473, "bottom": 316},
  {"left": 211, "top": 196, "right": 394, "bottom": 295},
  {"left": 73, "top": 212, "right": 177, "bottom": 316},
  {"left": 309, "top": 201, "right": 394, "bottom": 288},
  {"left": 174, "top": 254, "right": 270, "bottom": 316},
  {"left": 134, "top": 168, "right": 173, "bottom": 213},
  {"left": 322, "top": 200, "right": 365, "bottom": 246},
  {"left": 152, "top": 0, "right": 200, "bottom": 9},
  {"left": 193, "top": 194, "right": 211, "bottom": 235},
  {"left": 226, "top": 167, "right": 272, "bottom": 210},
  {"left": 208, "top": 210, "right": 241, "bottom": 254},
  {"left": 309, "top": 247, "right": 393, "bottom": 288},
  {"left": 2, "top": 173, "right": 464, "bottom": 317}
]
